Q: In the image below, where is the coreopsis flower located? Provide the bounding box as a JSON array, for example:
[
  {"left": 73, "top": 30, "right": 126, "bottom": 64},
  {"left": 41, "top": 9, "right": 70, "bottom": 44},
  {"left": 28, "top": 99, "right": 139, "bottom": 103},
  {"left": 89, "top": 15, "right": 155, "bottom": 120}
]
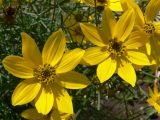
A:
[
  {"left": 147, "top": 82, "right": 160, "bottom": 113},
  {"left": 80, "top": 7, "right": 151, "bottom": 87},
  {"left": 121, "top": 0, "right": 160, "bottom": 66},
  {"left": 2, "top": 29, "right": 90, "bottom": 115},
  {"left": 64, "top": 12, "right": 92, "bottom": 44},
  {"left": 21, "top": 108, "right": 71, "bottom": 120},
  {"left": 83, "top": 0, "right": 122, "bottom": 11}
]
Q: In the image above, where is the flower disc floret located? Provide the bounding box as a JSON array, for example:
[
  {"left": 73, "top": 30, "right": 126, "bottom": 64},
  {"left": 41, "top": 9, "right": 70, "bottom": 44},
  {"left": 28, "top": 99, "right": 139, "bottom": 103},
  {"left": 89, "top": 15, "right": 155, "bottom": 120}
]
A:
[
  {"left": 34, "top": 64, "right": 56, "bottom": 85},
  {"left": 143, "top": 23, "right": 155, "bottom": 34},
  {"left": 108, "top": 39, "right": 126, "bottom": 57}
]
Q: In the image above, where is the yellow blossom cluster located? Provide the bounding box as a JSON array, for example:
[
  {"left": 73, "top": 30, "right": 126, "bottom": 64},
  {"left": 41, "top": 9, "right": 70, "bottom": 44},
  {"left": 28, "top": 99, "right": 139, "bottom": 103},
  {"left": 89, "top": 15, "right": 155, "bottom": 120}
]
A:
[{"left": 2, "top": 0, "right": 160, "bottom": 119}]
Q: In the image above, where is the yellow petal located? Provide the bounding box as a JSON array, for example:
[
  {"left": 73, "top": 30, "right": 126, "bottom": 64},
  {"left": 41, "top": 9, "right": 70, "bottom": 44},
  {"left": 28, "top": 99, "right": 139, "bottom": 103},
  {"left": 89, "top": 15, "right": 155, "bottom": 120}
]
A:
[
  {"left": 146, "top": 41, "right": 151, "bottom": 55},
  {"left": 148, "top": 86, "right": 154, "bottom": 97},
  {"left": 21, "top": 108, "right": 45, "bottom": 120},
  {"left": 80, "top": 23, "right": 106, "bottom": 46},
  {"left": 150, "top": 36, "right": 160, "bottom": 65},
  {"left": 35, "top": 85, "right": 54, "bottom": 115},
  {"left": 2, "top": 55, "right": 34, "bottom": 78},
  {"left": 21, "top": 32, "right": 42, "bottom": 66},
  {"left": 121, "top": 0, "right": 144, "bottom": 26},
  {"left": 102, "top": 7, "right": 116, "bottom": 41},
  {"left": 145, "top": 0, "right": 160, "bottom": 22},
  {"left": 97, "top": 57, "right": 117, "bottom": 83},
  {"left": 12, "top": 79, "right": 41, "bottom": 106},
  {"left": 154, "top": 22, "right": 160, "bottom": 33},
  {"left": 124, "top": 31, "right": 148, "bottom": 49},
  {"left": 147, "top": 98, "right": 160, "bottom": 113},
  {"left": 42, "top": 29, "right": 66, "bottom": 67},
  {"left": 127, "top": 50, "right": 151, "bottom": 65},
  {"left": 117, "top": 59, "right": 136, "bottom": 87},
  {"left": 56, "top": 48, "right": 85, "bottom": 74},
  {"left": 82, "top": 47, "right": 110, "bottom": 65},
  {"left": 109, "top": 0, "right": 123, "bottom": 11},
  {"left": 56, "top": 71, "right": 90, "bottom": 89},
  {"left": 114, "top": 9, "right": 135, "bottom": 42},
  {"left": 52, "top": 83, "right": 73, "bottom": 114}
]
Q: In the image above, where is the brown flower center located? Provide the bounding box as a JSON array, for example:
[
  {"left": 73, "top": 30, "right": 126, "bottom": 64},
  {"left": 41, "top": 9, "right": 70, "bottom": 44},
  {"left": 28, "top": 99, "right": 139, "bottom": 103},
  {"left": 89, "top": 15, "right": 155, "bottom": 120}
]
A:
[
  {"left": 75, "top": 13, "right": 83, "bottom": 22},
  {"left": 143, "top": 23, "right": 155, "bottom": 34},
  {"left": 108, "top": 39, "right": 126, "bottom": 57},
  {"left": 34, "top": 64, "right": 56, "bottom": 84}
]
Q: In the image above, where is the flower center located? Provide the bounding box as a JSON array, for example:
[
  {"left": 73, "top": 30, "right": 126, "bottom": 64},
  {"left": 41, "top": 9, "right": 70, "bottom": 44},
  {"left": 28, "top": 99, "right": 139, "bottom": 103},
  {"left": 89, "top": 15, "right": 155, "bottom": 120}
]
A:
[
  {"left": 108, "top": 39, "right": 126, "bottom": 57},
  {"left": 74, "top": 13, "right": 83, "bottom": 22},
  {"left": 97, "top": 0, "right": 107, "bottom": 3},
  {"left": 143, "top": 23, "right": 155, "bottom": 34},
  {"left": 34, "top": 64, "right": 56, "bottom": 84},
  {"left": 74, "top": 25, "right": 83, "bottom": 36}
]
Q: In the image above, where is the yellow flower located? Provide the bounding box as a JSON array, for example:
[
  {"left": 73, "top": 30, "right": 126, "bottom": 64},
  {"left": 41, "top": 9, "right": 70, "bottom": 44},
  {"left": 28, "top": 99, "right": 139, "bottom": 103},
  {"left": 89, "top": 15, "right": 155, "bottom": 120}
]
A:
[
  {"left": 21, "top": 108, "right": 72, "bottom": 120},
  {"left": 80, "top": 8, "right": 151, "bottom": 87},
  {"left": 147, "top": 82, "right": 160, "bottom": 113},
  {"left": 83, "top": 0, "right": 122, "bottom": 11},
  {"left": 64, "top": 12, "right": 92, "bottom": 44},
  {"left": 121, "top": 0, "right": 160, "bottom": 66},
  {"left": 2, "top": 29, "right": 90, "bottom": 115}
]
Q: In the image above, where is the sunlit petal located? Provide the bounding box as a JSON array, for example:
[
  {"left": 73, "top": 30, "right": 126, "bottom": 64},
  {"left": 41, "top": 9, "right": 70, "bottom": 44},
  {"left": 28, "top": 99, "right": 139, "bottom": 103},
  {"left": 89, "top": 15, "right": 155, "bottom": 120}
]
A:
[
  {"left": 56, "top": 48, "right": 85, "bottom": 74},
  {"left": 35, "top": 85, "right": 54, "bottom": 115},
  {"left": 21, "top": 108, "right": 45, "bottom": 120},
  {"left": 42, "top": 29, "right": 66, "bottom": 67},
  {"left": 102, "top": 7, "right": 116, "bottom": 41},
  {"left": 114, "top": 9, "right": 135, "bottom": 42},
  {"left": 109, "top": 0, "right": 123, "bottom": 11},
  {"left": 12, "top": 79, "right": 41, "bottom": 106},
  {"left": 82, "top": 47, "right": 110, "bottom": 65},
  {"left": 124, "top": 31, "right": 148, "bottom": 49},
  {"left": 127, "top": 50, "right": 151, "bottom": 65},
  {"left": 21, "top": 32, "right": 42, "bottom": 66},
  {"left": 80, "top": 23, "right": 106, "bottom": 46},
  {"left": 56, "top": 71, "right": 90, "bottom": 89},
  {"left": 117, "top": 59, "right": 136, "bottom": 87},
  {"left": 145, "top": 0, "right": 160, "bottom": 22},
  {"left": 97, "top": 57, "right": 116, "bottom": 83},
  {"left": 121, "top": 0, "right": 144, "bottom": 26},
  {"left": 52, "top": 83, "right": 73, "bottom": 114},
  {"left": 2, "top": 55, "right": 34, "bottom": 79}
]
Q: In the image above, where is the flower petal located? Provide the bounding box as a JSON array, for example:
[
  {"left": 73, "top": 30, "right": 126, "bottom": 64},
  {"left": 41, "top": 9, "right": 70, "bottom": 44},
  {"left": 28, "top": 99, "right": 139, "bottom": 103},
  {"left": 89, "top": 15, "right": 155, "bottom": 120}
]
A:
[
  {"left": 109, "top": 0, "right": 123, "bottom": 11},
  {"left": 145, "top": 0, "right": 160, "bottom": 22},
  {"left": 97, "top": 57, "right": 117, "bottom": 83},
  {"left": 117, "top": 59, "right": 136, "bottom": 87},
  {"left": 102, "top": 7, "right": 116, "bottom": 42},
  {"left": 2, "top": 55, "right": 34, "bottom": 78},
  {"left": 35, "top": 85, "right": 54, "bottom": 115},
  {"left": 147, "top": 98, "right": 160, "bottom": 113},
  {"left": 42, "top": 29, "right": 66, "bottom": 67},
  {"left": 21, "top": 32, "right": 42, "bottom": 66},
  {"left": 52, "top": 83, "right": 73, "bottom": 114},
  {"left": 82, "top": 47, "right": 110, "bottom": 65},
  {"left": 12, "top": 79, "right": 41, "bottom": 106},
  {"left": 150, "top": 35, "right": 160, "bottom": 65},
  {"left": 21, "top": 108, "right": 44, "bottom": 120},
  {"left": 124, "top": 31, "right": 149, "bottom": 49},
  {"left": 127, "top": 50, "right": 151, "bottom": 65},
  {"left": 121, "top": 0, "right": 144, "bottom": 26},
  {"left": 114, "top": 9, "right": 135, "bottom": 42},
  {"left": 56, "top": 48, "right": 85, "bottom": 74},
  {"left": 56, "top": 71, "right": 90, "bottom": 89},
  {"left": 80, "top": 23, "right": 106, "bottom": 46}
]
